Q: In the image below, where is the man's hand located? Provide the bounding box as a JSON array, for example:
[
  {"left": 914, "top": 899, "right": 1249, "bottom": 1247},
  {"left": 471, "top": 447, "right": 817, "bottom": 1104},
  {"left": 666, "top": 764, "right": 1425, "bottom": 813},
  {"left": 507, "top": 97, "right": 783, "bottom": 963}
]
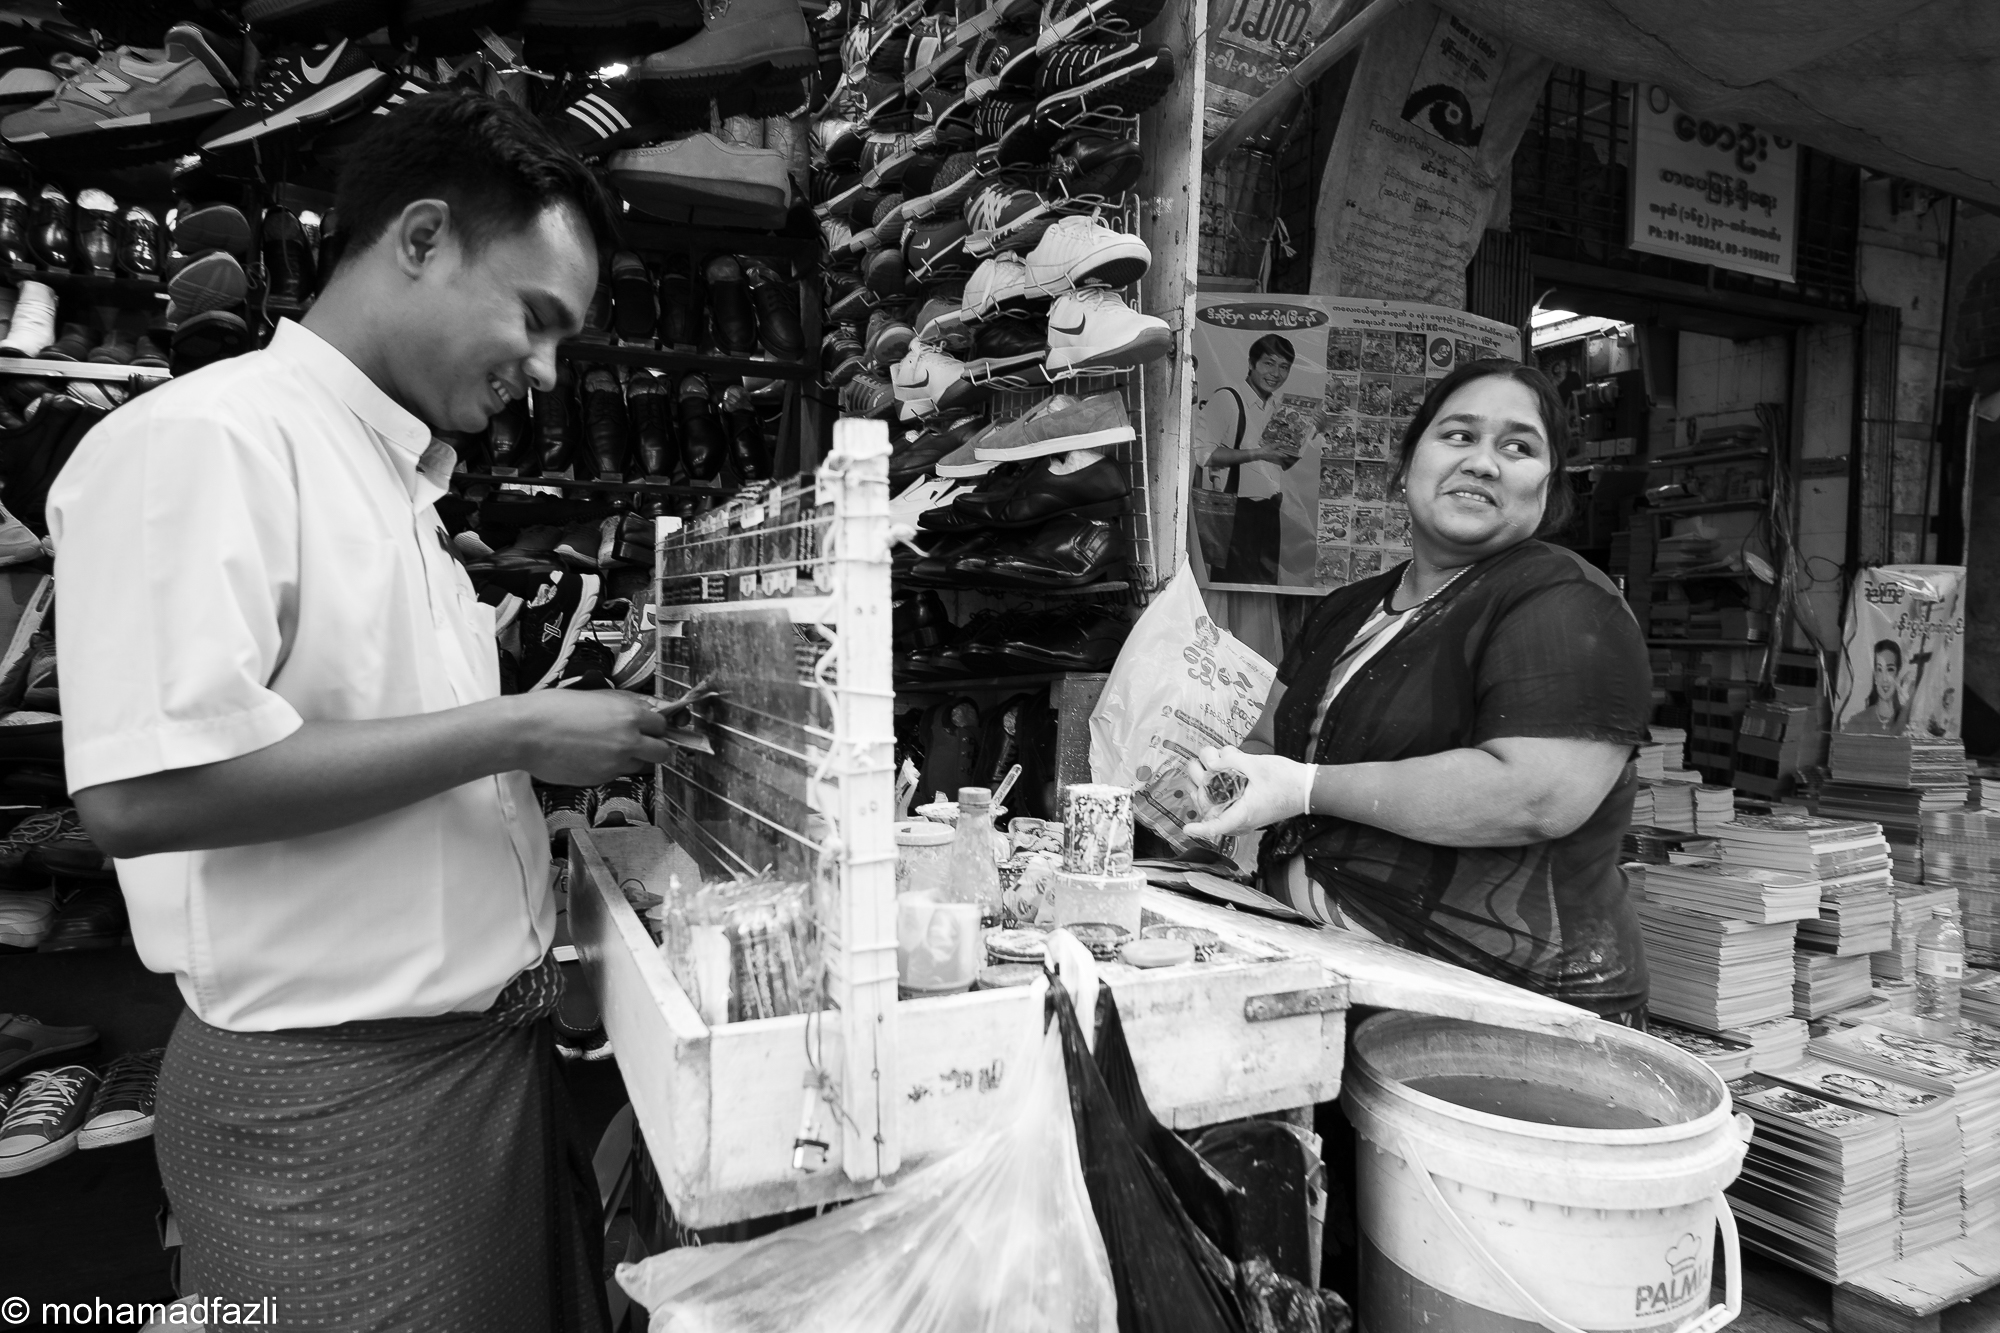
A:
[
  {"left": 1183, "top": 746, "right": 1315, "bottom": 840},
  {"left": 510, "top": 689, "right": 677, "bottom": 786}
]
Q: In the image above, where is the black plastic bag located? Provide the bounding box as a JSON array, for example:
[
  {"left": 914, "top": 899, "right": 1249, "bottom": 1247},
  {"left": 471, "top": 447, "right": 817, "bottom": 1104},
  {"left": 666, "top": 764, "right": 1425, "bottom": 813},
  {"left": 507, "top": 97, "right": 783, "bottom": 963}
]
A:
[{"left": 1049, "top": 978, "right": 1246, "bottom": 1333}]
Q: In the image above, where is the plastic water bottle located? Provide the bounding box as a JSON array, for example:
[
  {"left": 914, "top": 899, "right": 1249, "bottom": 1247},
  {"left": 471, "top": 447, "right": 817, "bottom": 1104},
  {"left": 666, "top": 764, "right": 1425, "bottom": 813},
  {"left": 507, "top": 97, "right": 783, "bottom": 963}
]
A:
[
  {"left": 945, "top": 786, "right": 1001, "bottom": 924},
  {"left": 1915, "top": 906, "right": 1965, "bottom": 1028}
]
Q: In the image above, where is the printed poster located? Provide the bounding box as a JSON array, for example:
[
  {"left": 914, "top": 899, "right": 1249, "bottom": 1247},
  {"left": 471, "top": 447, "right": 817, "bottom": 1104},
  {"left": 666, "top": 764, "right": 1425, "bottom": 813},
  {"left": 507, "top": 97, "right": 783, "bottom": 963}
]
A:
[
  {"left": 1190, "top": 293, "right": 1522, "bottom": 591},
  {"left": 1627, "top": 85, "right": 1798, "bottom": 282},
  {"left": 1835, "top": 566, "right": 1965, "bottom": 740},
  {"left": 1203, "top": 0, "right": 1348, "bottom": 142},
  {"left": 1309, "top": 3, "right": 1551, "bottom": 305}
]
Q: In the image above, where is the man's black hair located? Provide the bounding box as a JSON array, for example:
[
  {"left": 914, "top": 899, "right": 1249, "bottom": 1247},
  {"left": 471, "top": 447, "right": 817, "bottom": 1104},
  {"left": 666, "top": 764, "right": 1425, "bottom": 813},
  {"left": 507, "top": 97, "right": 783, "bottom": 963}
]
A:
[{"left": 328, "top": 91, "right": 618, "bottom": 272}]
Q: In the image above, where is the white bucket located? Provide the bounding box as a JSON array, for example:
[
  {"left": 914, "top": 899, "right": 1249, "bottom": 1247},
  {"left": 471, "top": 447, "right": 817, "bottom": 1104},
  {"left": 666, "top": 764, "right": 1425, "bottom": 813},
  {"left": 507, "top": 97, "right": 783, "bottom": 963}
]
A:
[{"left": 1343, "top": 1013, "right": 1753, "bottom": 1333}]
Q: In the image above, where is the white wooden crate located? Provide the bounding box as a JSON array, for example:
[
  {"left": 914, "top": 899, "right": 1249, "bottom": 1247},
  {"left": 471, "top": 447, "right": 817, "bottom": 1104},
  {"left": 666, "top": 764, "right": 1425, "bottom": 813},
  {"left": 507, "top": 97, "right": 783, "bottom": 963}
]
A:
[{"left": 572, "top": 825, "right": 1347, "bottom": 1227}]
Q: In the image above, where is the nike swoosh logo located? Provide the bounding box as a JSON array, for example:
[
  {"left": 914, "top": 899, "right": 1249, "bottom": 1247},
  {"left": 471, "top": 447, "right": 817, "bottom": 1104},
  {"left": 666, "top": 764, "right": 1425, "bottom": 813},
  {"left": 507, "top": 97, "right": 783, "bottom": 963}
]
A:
[
  {"left": 1048, "top": 316, "right": 1086, "bottom": 335},
  {"left": 300, "top": 41, "right": 347, "bottom": 85}
]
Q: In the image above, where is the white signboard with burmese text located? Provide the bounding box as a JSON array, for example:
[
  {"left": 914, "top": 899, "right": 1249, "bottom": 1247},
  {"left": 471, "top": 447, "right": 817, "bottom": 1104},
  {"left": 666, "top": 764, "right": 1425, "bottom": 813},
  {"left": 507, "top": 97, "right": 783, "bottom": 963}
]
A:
[{"left": 1627, "top": 85, "right": 1798, "bottom": 281}]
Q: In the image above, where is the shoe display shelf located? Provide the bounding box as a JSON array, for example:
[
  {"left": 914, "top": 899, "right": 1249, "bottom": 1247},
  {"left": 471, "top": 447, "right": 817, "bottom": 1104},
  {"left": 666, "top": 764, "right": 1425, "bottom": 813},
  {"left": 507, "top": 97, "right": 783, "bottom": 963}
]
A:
[
  {"left": 569, "top": 418, "right": 1346, "bottom": 1228},
  {"left": 0, "top": 358, "right": 170, "bottom": 384}
]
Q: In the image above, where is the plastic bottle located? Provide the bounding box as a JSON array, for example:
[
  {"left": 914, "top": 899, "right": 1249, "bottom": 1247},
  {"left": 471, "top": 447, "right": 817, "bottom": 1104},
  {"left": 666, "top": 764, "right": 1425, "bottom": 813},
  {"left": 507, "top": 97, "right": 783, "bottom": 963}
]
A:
[
  {"left": 1915, "top": 905, "right": 1965, "bottom": 1028},
  {"left": 945, "top": 786, "right": 1001, "bottom": 924}
]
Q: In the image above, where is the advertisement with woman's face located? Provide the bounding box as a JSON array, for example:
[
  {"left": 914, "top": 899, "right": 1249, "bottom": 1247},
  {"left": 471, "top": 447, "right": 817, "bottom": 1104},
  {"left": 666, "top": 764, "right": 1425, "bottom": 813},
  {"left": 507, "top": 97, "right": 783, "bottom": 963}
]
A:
[{"left": 1835, "top": 566, "right": 1965, "bottom": 739}]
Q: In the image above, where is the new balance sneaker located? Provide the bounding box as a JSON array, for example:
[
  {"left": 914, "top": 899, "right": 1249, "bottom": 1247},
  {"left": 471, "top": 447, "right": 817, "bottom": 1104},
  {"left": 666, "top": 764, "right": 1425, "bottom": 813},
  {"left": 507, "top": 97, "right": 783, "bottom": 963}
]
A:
[
  {"left": 545, "top": 81, "right": 676, "bottom": 159},
  {"left": 961, "top": 255, "right": 1038, "bottom": 321},
  {"left": 636, "top": 0, "right": 816, "bottom": 101},
  {"left": 0, "top": 54, "right": 60, "bottom": 111},
  {"left": 1034, "top": 42, "right": 1173, "bottom": 126},
  {"left": 519, "top": 569, "right": 601, "bottom": 691},
  {"left": 0, "top": 47, "right": 232, "bottom": 153},
  {"left": 198, "top": 40, "right": 391, "bottom": 152},
  {"left": 0, "top": 1064, "right": 95, "bottom": 1177},
  {"left": 974, "top": 390, "right": 1133, "bottom": 460},
  {"left": 1021, "top": 213, "right": 1149, "bottom": 294},
  {"left": 1044, "top": 286, "right": 1171, "bottom": 376},
  {"left": 76, "top": 1048, "right": 162, "bottom": 1149},
  {"left": 608, "top": 135, "right": 793, "bottom": 230}
]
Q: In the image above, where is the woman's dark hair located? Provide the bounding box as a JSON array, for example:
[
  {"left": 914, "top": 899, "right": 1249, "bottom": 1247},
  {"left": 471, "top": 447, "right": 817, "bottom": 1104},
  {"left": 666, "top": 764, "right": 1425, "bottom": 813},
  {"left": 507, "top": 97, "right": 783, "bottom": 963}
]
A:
[
  {"left": 1247, "top": 334, "right": 1296, "bottom": 368},
  {"left": 1392, "top": 358, "right": 1573, "bottom": 537},
  {"left": 1867, "top": 638, "right": 1903, "bottom": 706},
  {"left": 329, "top": 91, "right": 619, "bottom": 273}
]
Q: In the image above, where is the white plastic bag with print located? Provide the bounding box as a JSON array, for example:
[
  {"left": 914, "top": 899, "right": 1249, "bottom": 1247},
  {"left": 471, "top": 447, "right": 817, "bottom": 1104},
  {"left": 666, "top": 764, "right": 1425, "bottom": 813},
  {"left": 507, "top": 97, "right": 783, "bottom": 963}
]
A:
[
  {"left": 1090, "top": 559, "right": 1276, "bottom": 857},
  {"left": 614, "top": 986, "right": 1116, "bottom": 1333}
]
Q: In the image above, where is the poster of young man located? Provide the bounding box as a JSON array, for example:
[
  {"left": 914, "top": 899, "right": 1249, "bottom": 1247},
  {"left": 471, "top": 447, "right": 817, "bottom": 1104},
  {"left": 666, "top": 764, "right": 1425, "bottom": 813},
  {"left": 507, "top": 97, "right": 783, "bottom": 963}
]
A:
[
  {"left": 1190, "top": 293, "right": 1522, "bottom": 591},
  {"left": 1834, "top": 565, "right": 1965, "bottom": 739}
]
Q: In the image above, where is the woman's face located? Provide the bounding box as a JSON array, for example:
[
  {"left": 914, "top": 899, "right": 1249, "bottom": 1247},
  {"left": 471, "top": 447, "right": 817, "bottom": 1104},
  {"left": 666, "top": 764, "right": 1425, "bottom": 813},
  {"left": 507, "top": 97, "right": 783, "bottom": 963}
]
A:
[
  {"left": 1402, "top": 376, "right": 1553, "bottom": 558},
  {"left": 1873, "top": 648, "right": 1899, "bottom": 700},
  {"left": 1250, "top": 353, "right": 1293, "bottom": 396}
]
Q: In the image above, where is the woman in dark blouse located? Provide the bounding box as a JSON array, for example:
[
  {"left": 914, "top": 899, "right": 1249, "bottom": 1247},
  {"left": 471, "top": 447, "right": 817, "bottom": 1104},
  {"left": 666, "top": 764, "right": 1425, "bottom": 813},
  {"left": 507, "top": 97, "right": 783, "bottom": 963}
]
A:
[{"left": 1185, "top": 359, "right": 1653, "bottom": 1022}]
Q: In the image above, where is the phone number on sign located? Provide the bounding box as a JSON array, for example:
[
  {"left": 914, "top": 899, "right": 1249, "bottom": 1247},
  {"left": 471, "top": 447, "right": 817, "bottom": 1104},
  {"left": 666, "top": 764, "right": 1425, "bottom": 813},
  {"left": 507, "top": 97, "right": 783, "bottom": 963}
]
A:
[{"left": 1641, "top": 225, "right": 1782, "bottom": 266}]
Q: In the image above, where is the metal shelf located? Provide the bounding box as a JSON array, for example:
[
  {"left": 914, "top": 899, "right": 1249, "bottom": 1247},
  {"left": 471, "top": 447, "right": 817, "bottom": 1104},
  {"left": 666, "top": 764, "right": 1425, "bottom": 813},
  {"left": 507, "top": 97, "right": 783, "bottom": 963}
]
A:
[
  {"left": 453, "top": 471, "right": 747, "bottom": 498},
  {"left": 1645, "top": 498, "right": 1768, "bottom": 516},
  {"left": 558, "top": 340, "right": 812, "bottom": 381},
  {"left": 1646, "top": 447, "right": 1770, "bottom": 469}
]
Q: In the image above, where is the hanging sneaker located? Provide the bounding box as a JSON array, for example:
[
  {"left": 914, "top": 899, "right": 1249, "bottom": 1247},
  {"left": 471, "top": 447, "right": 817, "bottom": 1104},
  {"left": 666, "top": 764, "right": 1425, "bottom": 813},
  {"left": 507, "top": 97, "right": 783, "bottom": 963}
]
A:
[
  {"left": 1034, "top": 41, "right": 1173, "bottom": 127},
  {"left": 960, "top": 255, "right": 1037, "bottom": 322},
  {"left": 891, "top": 341, "right": 969, "bottom": 415},
  {"left": 840, "top": 373, "right": 896, "bottom": 419},
  {"left": 519, "top": 568, "right": 601, "bottom": 691},
  {"left": 963, "top": 27, "right": 1042, "bottom": 101},
  {"left": 166, "top": 251, "right": 247, "bottom": 322},
  {"left": 904, "top": 214, "right": 975, "bottom": 283},
  {"left": 823, "top": 325, "right": 865, "bottom": 386},
  {"left": 1037, "top": 0, "right": 1168, "bottom": 51},
  {"left": 863, "top": 304, "right": 915, "bottom": 367},
  {"left": 973, "top": 390, "right": 1133, "bottom": 460},
  {"left": 0, "top": 52, "right": 62, "bottom": 111},
  {"left": 544, "top": 80, "right": 677, "bottom": 159},
  {"left": 170, "top": 308, "right": 249, "bottom": 374},
  {"left": 0, "top": 1064, "right": 95, "bottom": 1176},
  {"left": 198, "top": 40, "right": 391, "bottom": 153},
  {"left": 1044, "top": 286, "right": 1171, "bottom": 376},
  {"left": 1051, "top": 129, "right": 1144, "bottom": 199},
  {"left": 903, "top": 150, "right": 984, "bottom": 222},
  {"left": 76, "top": 1048, "right": 163, "bottom": 1149},
  {"left": 1020, "top": 212, "right": 1150, "bottom": 295},
  {"left": 0, "top": 46, "right": 232, "bottom": 154}
]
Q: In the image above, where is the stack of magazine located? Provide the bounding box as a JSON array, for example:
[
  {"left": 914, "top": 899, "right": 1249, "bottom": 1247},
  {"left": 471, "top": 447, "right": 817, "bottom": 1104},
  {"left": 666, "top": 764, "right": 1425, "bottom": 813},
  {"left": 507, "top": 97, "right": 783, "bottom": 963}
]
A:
[
  {"left": 1874, "top": 884, "right": 1959, "bottom": 982},
  {"left": 1716, "top": 815, "right": 1894, "bottom": 963},
  {"left": 1795, "top": 953, "right": 1875, "bottom": 1020},
  {"left": 1966, "top": 970, "right": 2000, "bottom": 1027},
  {"left": 1649, "top": 1018, "right": 1754, "bottom": 1079},
  {"left": 1919, "top": 808, "right": 2000, "bottom": 966},
  {"left": 1829, "top": 735, "right": 1971, "bottom": 793},
  {"left": 1811, "top": 1020, "right": 2000, "bottom": 1238},
  {"left": 1771, "top": 1055, "right": 1964, "bottom": 1255},
  {"left": 1727, "top": 1073, "right": 1900, "bottom": 1279},
  {"left": 1630, "top": 860, "right": 1821, "bottom": 924},
  {"left": 1635, "top": 898, "right": 1799, "bottom": 1031}
]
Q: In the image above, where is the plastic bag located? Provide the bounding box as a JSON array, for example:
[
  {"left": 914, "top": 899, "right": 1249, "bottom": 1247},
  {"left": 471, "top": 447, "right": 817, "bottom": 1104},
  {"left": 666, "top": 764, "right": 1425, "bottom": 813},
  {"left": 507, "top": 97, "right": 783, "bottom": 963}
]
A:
[
  {"left": 615, "top": 981, "right": 1116, "bottom": 1333},
  {"left": 1088, "top": 559, "right": 1275, "bottom": 857}
]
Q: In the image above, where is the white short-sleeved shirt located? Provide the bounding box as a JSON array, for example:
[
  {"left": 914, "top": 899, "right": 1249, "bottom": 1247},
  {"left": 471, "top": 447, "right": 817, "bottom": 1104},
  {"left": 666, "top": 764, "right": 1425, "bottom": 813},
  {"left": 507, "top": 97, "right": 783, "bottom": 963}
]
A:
[
  {"left": 49, "top": 319, "right": 551, "bottom": 1032},
  {"left": 1193, "top": 386, "right": 1281, "bottom": 499}
]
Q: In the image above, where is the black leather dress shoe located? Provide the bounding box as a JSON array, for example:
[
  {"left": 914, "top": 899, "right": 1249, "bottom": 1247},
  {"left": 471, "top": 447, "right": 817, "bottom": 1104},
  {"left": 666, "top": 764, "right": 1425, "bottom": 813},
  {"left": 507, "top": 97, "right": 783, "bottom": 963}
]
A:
[
  {"left": 611, "top": 250, "right": 655, "bottom": 341},
  {"left": 489, "top": 397, "right": 531, "bottom": 471},
  {"left": 998, "top": 604, "right": 1130, "bottom": 671},
  {"left": 261, "top": 206, "right": 316, "bottom": 309},
  {"left": 117, "top": 205, "right": 162, "bottom": 279},
  {"left": 742, "top": 257, "right": 803, "bottom": 359},
  {"left": 890, "top": 415, "right": 986, "bottom": 487},
  {"left": 704, "top": 255, "right": 756, "bottom": 356},
  {"left": 720, "top": 383, "right": 771, "bottom": 480},
  {"left": 536, "top": 367, "right": 577, "bottom": 472},
  {"left": 658, "top": 253, "right": 699, "bottom": 349},
  {"left": 627, "top": 370, "right": 676, "bottom": 477},
  {"left": 908, "top": 531, "right": 995, "bottom": 585},
  {"left": 0, "top": 186, "right": 32, "bottom": 267},
  {"left": 29, "top": 184, "right": 72, "bottom": 271},
  {"left": 949, "top": 455, "right": 1129, "bottom": 530},
  {"left": 956, "top": 512, "right": 1126, "bottom": 588},
  {"left": 677, "top": 373, "right": 725, "bottom": 481},
  {"left": 581, "top": 366, "right": 629, "bottom": 478}
]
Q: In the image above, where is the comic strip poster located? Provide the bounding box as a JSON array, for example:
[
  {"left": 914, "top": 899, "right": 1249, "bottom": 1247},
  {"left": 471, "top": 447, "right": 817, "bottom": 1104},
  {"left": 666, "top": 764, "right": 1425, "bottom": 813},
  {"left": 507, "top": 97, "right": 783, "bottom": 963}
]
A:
[{"left": 1190, "top": 294, "right": 1524, "bottom": 592}]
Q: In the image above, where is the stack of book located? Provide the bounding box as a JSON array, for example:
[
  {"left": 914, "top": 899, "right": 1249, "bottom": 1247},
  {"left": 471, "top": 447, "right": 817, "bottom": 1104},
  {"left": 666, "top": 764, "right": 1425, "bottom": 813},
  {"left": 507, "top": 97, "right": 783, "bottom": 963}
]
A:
[
  {"left": 1771, "top": 1055, "right": 1965, "bottom": 1256},
  {"left": 1695, "top": 785, "right": 1735, "bottom": 834},
  {"left": 1735, "top": 1015, "right": 1812, "bottom": 1071},
  {"left": 1872, "top": 980, "right": 1918, "bottom": 1015},
  {"left": 1727, "top": 1073, "right": 1901, "bottom": 1280},
  {"left": 1796, "top": 953, "right": 1876, "bottom": 1019},
  {"left": 1830, "top": 735, "right": 1972, "bottom": 792},
  {"left": 1623, "top": 826, "right": 1715, "bottom": 864},
  {"left": 1635, "top": 780, "right": 1699, "bottom": 834},
  {"left": 1713, "top": 814, "right": 1890, "bottom": 882},
  {"left": 1819, "top": 771, "right": 1966, "bottom": 882},
  {"left": 1638, "top": 726, "right": 1696, "bottom": 779},
  {"left": 1813, "top": 1020, "right": 2000, "bottom": 1238},
  {"left": 1967, "top": 970, "right": 2000, "bottom": 1027},
  {"left": 1636, "top": 899, "right": 1800, "bottom": 1031},
  {"left": 1919, "top": 808, "right": 2000, "bottom": 966},
  {"left": 1650, "top": 1018, "right": 1755, "bottom": 1079},
  {"left": 1799, "top": 885, "right": 1896, "bottom": 956},
  {"left": 1874, "top": 883, "right": 1959, "bottom": 982},
  {"left": 1630, "top": 860, "right": 1821, "bottom": 924}
]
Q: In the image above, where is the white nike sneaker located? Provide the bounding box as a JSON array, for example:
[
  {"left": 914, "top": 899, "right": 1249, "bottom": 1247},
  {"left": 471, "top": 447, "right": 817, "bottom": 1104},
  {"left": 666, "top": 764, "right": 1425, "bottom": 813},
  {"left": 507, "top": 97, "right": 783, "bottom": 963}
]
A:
[
  {"left": 961, "top": 255, "right": 1039, "bottom": 322},
  {"left": 1044, "top": 287, "right": 1172, "bottom": 377},
  {"left": 1020, "top": 213, "right": 1149, "bottom": 296},
  {"left": 890, "top": 341, "right": 968, "bottom": 416}
]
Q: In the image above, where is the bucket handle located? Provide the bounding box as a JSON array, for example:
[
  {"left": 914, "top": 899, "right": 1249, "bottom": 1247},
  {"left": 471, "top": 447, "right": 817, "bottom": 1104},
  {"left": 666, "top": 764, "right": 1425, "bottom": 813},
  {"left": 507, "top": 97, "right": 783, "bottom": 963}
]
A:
[{"left": 1397, "top": 1134, "right": 1742, "bottom": 1333}]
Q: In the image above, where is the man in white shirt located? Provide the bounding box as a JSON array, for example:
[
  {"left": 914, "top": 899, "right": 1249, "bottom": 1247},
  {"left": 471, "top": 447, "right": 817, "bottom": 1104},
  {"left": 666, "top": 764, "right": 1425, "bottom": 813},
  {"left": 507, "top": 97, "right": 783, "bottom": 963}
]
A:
[
  {"left": 1194, "top": 333, "right": 1300, "bottom": 582},
  {"left": 50, "top": 94, "right": 663, "bottom": 1331}
]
